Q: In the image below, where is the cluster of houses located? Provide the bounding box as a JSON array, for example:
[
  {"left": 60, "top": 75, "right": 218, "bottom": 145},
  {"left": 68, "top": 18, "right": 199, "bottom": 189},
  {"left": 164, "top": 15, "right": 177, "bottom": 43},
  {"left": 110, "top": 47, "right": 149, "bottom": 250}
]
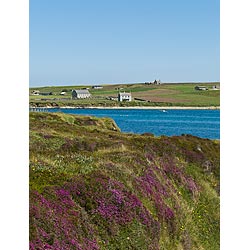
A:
[
  {"left": 145, "top": 79, "right": 161, "bottom": 85},
  {"left": 30, "top": 90, "right": 53, "bottom": 96},
  {"left": 31, "top": 82, "right": 219, "bottom": 104},
  {"left": 72, "top": 89, "right": 132, "bottom": 102},
  {"left": 194, "top": 85, "right": 219, "bottom": 91}
]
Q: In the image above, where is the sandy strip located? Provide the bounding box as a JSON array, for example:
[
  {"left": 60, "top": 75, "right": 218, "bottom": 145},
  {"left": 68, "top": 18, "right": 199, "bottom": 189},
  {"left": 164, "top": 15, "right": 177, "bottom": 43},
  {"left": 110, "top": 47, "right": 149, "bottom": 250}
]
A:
[
  {"left": 84, "top": 106, "right": 220, "bottom": 110},
  {"left": 31, "top": 106, "right": 220, "bottom": 110}
]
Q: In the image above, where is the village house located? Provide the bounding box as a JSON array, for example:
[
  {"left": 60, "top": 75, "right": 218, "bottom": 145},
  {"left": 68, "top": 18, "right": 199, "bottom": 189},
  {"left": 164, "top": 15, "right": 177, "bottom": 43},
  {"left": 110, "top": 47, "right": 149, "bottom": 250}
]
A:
[
  {"left": 145, "top": 79, "right": 161, "bottom": 85},
  {"left": 118, "top": 92, "right": 132, "bottom": 102},
  {"left": 92, "top": 85, "right": 103, "bottom": 89},
  {"left": 72, "top": 89, "right": 91, "bottom": 99},
  {"left": 194, "top": 86, "right": 208, "bottom": 91},
  {"left": 31, "top": 90, "right": 40, "bottom": 95},
  {"left": 212, "top": 85, "right": 219, "bottom": 90}
]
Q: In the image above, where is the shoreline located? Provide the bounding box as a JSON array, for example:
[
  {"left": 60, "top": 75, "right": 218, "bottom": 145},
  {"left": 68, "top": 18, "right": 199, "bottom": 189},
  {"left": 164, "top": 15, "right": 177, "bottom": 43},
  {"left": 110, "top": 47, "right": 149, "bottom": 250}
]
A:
[{"left": 30, "top": 106, "right": 220, "bottom": 110}]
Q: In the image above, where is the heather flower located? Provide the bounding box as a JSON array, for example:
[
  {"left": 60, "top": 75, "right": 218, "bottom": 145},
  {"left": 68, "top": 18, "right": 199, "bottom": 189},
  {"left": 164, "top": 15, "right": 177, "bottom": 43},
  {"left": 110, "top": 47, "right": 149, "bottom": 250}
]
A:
[{"left": 111, "top": 189, "right": 124, "bottom": 204}]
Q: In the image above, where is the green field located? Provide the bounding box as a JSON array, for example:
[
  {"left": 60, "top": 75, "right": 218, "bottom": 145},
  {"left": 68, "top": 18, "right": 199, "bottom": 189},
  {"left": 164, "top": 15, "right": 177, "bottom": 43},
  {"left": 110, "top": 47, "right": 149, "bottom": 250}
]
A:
[{"left": 30, "top": 82, "right": 220, "bottom": 107}]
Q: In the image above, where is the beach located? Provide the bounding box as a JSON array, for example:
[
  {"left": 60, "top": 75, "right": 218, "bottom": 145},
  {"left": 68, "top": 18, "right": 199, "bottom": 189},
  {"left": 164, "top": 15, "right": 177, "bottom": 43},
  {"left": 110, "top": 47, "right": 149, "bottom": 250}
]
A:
[
  {"left": 82, "top": 106, "right": 220, "bottom": 110},
  {"left": 32, "top": 106, "right": 220, "bottom": 110}
]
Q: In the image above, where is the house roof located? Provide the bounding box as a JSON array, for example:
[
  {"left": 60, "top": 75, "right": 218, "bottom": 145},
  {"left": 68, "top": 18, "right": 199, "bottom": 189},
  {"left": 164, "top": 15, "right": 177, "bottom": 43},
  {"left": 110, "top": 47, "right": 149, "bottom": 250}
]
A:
[
  {"left": 73, "top": 89, "right": 90, "bottom": 94},
  {"left": 119, "top": 92, "right": 131, "bottom": 96}
]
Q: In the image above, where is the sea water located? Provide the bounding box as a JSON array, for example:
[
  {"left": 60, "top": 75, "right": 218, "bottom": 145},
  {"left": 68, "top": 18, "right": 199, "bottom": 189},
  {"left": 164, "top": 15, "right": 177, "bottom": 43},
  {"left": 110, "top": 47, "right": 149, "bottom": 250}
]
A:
[{"left": 48, "top": 108, "right": 220, "bottom": 139}]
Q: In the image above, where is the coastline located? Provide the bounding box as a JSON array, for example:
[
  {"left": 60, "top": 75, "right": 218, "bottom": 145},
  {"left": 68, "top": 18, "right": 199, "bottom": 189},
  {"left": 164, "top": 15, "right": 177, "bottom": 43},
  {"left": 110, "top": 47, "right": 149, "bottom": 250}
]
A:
[
  {"left": 30, "top": 106, "right": 220, "bottom": 110},
  {"left": 81, "top": 106, "right": 220, "bottom": 110}
]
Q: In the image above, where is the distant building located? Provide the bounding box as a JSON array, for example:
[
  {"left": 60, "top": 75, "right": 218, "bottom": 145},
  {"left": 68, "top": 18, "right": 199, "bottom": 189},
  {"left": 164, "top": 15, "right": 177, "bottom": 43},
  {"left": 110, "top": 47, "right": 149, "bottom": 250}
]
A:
[
  {"left": 195, "top": 86, "right": 208, "bottom": 91},
  {"left": 72, "top": 89, "right": 91, "bottom": 99},
  {"left": 145, "top": 79, "right": 161, "bottom": 85},
  {"left": 40, "top": 92, "right": 53, "bottom": 96},
  {"left": 92, "top": 85, "right": 103, "bottom": 89},
  {"left": 31, "top": 90, "right": 40, "bottom": 95},
  {"left": 154, "top": 79, "right": 161, "bottom": 84},
  {"left": 212, "top": 85, "right": 219, "bottom": 90},
  {"left": 118, "top": 92, "right": 132, "bottom": 102}
]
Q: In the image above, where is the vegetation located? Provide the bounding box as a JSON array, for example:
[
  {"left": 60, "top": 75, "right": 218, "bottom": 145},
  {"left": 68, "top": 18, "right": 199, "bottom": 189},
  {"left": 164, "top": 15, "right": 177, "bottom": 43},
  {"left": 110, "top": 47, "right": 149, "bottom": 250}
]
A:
[
  {"left": 30, "top": 112, "right": 220, "bottom": 249},
  {"left": 29, "top": 82, "right": 220, "bottom": 107}
]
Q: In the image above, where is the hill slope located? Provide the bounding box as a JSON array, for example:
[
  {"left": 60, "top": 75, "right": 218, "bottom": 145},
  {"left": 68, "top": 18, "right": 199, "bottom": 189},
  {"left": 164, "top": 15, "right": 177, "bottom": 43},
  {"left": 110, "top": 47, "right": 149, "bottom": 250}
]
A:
[
  {"left": 29, "top": 82, "right": 220, "bottom": 107},
  {"left": 29, "top": 112, "right": 220, "bottom": 250}
]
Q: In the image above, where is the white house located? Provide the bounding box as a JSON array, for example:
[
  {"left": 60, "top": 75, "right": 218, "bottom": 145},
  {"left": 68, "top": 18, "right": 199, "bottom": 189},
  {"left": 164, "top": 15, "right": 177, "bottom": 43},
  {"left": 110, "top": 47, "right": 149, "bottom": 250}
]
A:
[
  {"left": 195, "top": 86, "right": 208, "bottom": 91},
  {"left": 212, "top": 85, "right": 219, "bottom": 90},
  {"left": 118, "top": 92, "right": 132, "bottom": 102},
  {"left": 72, "top": 89, "right": 91, "bottom": 99},
  {"left": 31, "top": 90, "right": 40, "bottom": 95},
  {"left": 92, "top": 85, "right": 103, "bottom": 89}
]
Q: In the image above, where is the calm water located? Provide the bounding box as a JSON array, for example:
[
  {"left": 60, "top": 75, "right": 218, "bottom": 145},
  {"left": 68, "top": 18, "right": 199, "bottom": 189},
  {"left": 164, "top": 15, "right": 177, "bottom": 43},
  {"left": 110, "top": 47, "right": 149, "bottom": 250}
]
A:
[{"left": 48, "top": 108, "right": 220, "bottom": 139}]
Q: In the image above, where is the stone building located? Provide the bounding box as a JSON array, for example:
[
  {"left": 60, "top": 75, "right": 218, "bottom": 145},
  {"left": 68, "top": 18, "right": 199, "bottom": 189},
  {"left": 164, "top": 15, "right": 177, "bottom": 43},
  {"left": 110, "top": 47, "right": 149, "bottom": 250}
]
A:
[{"left": 72, "top": 89, "right": 91, "bottom": 99}]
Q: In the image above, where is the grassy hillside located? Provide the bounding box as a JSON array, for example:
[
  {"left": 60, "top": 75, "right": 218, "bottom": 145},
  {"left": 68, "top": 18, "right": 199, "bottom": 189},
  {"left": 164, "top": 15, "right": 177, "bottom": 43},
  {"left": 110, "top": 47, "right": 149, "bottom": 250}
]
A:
[
  {"left": 30, "top": 112, "right": 220, "bottom": 249},
  {"left": 29, "top": 82, "right": 220, "bottom": 107}
]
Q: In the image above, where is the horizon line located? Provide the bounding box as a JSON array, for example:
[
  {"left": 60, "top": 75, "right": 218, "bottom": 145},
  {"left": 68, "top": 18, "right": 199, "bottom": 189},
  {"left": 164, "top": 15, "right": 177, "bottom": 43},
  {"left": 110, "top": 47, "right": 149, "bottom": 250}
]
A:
[{"left": 29, "top": 81, "right": 220, "bottom": 88}]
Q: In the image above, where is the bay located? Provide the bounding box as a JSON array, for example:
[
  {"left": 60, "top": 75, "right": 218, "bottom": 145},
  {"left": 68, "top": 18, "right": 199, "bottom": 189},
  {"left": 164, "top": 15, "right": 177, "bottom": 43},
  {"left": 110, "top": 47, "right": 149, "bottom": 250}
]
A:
[{"left": 48, "top": 108, "right": 220, "bottom": 139}]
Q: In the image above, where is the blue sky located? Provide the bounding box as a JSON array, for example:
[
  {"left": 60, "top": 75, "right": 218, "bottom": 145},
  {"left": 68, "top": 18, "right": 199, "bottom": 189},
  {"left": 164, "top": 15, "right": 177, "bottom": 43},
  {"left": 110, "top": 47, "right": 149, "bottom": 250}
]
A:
[{"left": 29, "top": 0, "right": 220, "bottom": 86}]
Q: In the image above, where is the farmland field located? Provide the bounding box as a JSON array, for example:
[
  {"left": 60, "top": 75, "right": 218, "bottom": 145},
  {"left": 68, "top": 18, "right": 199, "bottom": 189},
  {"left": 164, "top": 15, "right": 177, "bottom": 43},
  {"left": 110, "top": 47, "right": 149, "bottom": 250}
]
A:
[{"left": 30, "top": 82, "right": 220, "bottom": 107}]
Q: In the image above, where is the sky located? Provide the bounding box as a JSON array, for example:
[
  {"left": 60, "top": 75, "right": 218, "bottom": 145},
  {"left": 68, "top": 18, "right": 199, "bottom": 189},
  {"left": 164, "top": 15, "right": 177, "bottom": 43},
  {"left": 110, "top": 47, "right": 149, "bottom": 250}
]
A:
[{"left": 29, "top": 0, "right": 220, "bottom": 86}]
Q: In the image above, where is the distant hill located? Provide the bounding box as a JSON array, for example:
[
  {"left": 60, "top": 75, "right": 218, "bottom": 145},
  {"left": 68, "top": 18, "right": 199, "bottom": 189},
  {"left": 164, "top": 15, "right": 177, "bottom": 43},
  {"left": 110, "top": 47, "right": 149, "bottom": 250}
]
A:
[
  {"left": 30, "top": 112, "right": 220, "bottom": 249},
  {"left": 29, "top": 82, "right": 220, "bottom": 107}
]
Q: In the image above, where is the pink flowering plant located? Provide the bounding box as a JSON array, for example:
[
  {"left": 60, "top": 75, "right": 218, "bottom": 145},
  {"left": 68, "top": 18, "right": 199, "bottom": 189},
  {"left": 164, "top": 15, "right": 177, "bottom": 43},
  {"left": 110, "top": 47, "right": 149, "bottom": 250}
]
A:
[{"left": 29, "top": 112, "right": 220, "bottom": 250}]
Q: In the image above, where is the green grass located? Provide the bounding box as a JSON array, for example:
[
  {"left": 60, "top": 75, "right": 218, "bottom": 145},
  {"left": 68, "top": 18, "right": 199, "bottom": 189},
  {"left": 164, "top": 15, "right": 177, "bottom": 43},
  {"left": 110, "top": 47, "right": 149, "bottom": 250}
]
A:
[{"left": 30, "top": 82, "right": 220, "bottom": 107}]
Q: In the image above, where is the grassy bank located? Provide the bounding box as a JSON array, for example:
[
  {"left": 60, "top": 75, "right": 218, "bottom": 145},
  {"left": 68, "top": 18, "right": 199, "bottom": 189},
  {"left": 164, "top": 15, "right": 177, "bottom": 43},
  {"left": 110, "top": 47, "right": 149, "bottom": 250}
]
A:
[
  {"left": 30, "top": 82, "right": 220, "bottom": 108},
  {"left": 30, "top": 112, "right": 220, "bottom": 249}
]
